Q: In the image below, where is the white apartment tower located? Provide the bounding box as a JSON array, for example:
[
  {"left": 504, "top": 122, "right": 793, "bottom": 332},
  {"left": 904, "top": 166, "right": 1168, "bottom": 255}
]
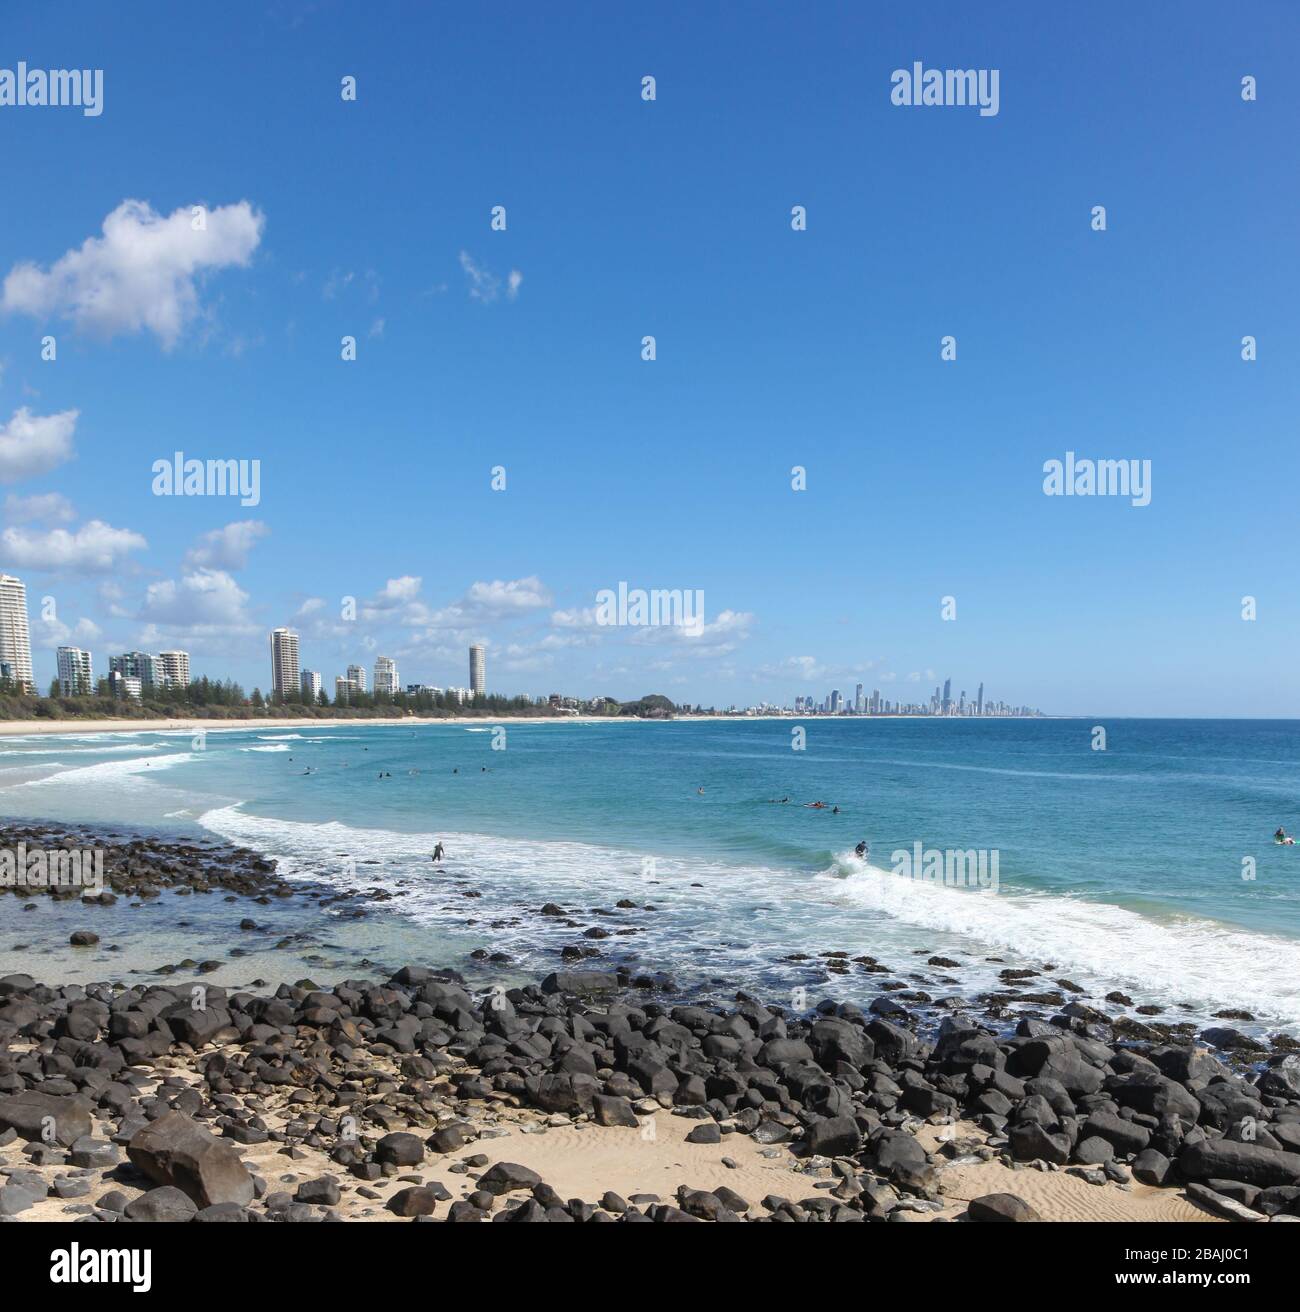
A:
[
  {"left": 159, "top": 650, "right": 190, "bottom": 687},
  {"left": 56, "top": 646, "right": 94, "bottom": 696},
  {"left": 469, "top": 644, "right": 486, "bottom": 698},
  {"left": 301, "top": 669, "right": 322, "bottom": 701},
  {"left": 346, "top": 663, "right": 367, "bottom": 692},
  {"left": 0, "top": 574, "right": 34, "bottom": 692},
  {"left": 270, "top": 628, "right": 300, "bottom": 702},
  {"left": 373, "top": 656, "right": 398, "bottom": 695}
]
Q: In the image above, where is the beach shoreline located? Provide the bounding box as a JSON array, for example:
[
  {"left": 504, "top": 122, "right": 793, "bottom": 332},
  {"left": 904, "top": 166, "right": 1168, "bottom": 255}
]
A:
[
  {"left": 0, "top": 954, "right": 1265, "bottom": 1226},
  {"left": 2, "top": 823, "right": 1298, "bottom": 1224}
]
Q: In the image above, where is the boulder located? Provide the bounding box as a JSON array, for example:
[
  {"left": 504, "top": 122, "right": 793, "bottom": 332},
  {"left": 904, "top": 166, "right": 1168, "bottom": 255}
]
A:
[
  {"left": 125, "top": 1185, "right": 199, "bottom": 1223},
  {"left": 476, "top": 1161, "right": 543, "bottom": 1196},
  {"left": 127, "top": 1110, "right": 255, "bottom": 1207},
  {"left": 387, "top": 1186, "right": 438, "bottom": 1217},
  {"left": 968, "top": 1192, "right": 1042, "bottom": 1222},
  {"left": 0, "top": 1090, "right": 93, "bottom": 1146},
  {"left": 1177, "top": 1138, "right": 1300, "bottom": 1190}
]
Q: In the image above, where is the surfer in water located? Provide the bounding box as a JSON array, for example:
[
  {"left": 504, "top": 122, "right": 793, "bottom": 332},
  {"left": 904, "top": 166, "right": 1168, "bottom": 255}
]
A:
[
  {"left": 431, "top": 842, "right": 445, "bottom": 863},
  {"left": 1276, "top": 827, "right": 1294, "bottom": 845},
  {"left": 854, "top": 841, "right": 868, "bottom": 859}
]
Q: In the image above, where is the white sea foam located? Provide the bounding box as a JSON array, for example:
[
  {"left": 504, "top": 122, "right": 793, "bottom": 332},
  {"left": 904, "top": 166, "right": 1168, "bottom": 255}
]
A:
[
  {"left": 0, "top": 742, "right": 164, "bottom": 757},
  {"left": 241, "top": 744, "right": 292, "bottom": 753},
  {"left": 196, "top": 808, "right": 1300, "bottom": 1032},
  {"left": 819, "top": 853, "right": 1300, "bottom": 1029},
  {"left": 20, "top": 752, "right": 195, "bottom": 788}
]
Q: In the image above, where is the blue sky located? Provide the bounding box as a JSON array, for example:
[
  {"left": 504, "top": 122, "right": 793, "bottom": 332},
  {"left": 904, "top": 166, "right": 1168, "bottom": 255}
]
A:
[{"left": 0, "top": 1, "right": 1296, "bottom": 713}]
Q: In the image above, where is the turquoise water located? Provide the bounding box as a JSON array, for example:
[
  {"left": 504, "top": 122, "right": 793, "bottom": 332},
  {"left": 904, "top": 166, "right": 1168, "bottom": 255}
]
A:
[{"left": 3, "top": 718, "right": 1300, "bottom": 1030}]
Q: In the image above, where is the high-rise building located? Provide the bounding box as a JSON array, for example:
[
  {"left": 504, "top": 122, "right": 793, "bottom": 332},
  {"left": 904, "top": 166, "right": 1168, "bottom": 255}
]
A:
[
  {"left": 346, "top": 663, "right": 367, "bottom": 692},
  {"left": 976, "top": 682, "right": 984, "bottom": 715},
  {"left": 159, "top": 650, "right": 191, "bottom": 687},
  {"left": 56, "top": 646, "right": 94, "bottom": 696},
  {"left": 110, "top": 652, "right": 163, "bottom": 691},
  {"left": 942, "top": 677, "right": 952, "bottom": 714},
  {"left": 373, "top": 656, "right": 398, "bottom": 695},
  {"left": 334, "top": 675, "right": 351, "bottom": 703},
  {"left": 0, "top": 574, "right": 34, "bottom": 692},
  {"left": 469, "top": 644, "right": 486, "bottom": 698},
  {"left": 855, "top": 683, "right": 864, "bottom": 713},
  {"left": 270, "top": 628, "right": 300, "bottom": 701},
  {"left": 301, "top": 669, "right": 322, "bottom": 701}
]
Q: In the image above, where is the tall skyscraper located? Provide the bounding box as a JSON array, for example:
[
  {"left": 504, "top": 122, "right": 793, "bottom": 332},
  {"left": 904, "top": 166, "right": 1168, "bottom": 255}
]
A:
[
  {"left": 0, "top": 574, "right": 34, "bottom": 692},
  {"left": 942, "top": 677, "right": 952, "bottom": 714},
  {"left": 346, "top": 663, "right": 367, "bottom": 692},
  {"left": 159, "top": 650, "right": 191, "bottom": 687},
  {"left": 976, "top": 682, "right": 984, "bottom": 715},
  {"left": 469, "top": 644, "right": 486, "bottom": 697},
  {"left": 270, "top": 628, "right": 300, "bottom": 701},
  {"left": 301, "top": 669, "right": 322, "bottom": 701},
  {"left": 855, "top": 682, "right": 864, "bottom": 713},
  {"left": 56, "top": 646, "right": 93, "bottom": 696},
  {"left": 373, "top": 656, "right": 399, "bottom": 695}
]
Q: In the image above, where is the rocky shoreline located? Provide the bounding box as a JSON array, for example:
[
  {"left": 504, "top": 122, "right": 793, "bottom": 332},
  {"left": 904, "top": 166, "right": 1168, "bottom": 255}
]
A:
[
  {"left": 3, "top": 823, "right": 1300, "bottom": 1223},
  {"left": 0, "top": 960, "right": 1298, "bottom": 1223}
]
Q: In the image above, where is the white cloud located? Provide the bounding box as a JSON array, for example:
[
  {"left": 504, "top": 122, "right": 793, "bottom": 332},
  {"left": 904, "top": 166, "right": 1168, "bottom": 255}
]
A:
[
  {"left": 461, "top": 577, "right": 550, "bottom": 614},
  {"left": 629, "top": 608, "right": 754, "bottom": 648},
  {"left": 366, "top": 576, "right": 421, "bottom": 610},
  {"left": 758, "top": 654, "right": 879, "bottom": 683},
  {"left": 3, "top": 491, "right": 75, "bottom": 524},
  {"left": 459, "top": 251, "right": 522, "bottom": 304},
  {"left": 2, "top": 199, "right": 265, "bottom": 349},
  {"left": 1, "top": 519, "right": 146, "bottom": 572},
  {"left": 406, "top": 576, "right": 552, "bottom": 631},
  {"left": 552, "top": 606, "right": 599, "bottom": 629},
  {"left": 138, "top": 568, "right": 255, "bottom": 636},
  {"left": 34, "top": 613, "right": 101, "bottom": 648},
  {"left": 0, "top": 408, "right": 78, "bottom": 483},
  {"left": 183, "top": 520, "right": 269, "bottom": 571}
]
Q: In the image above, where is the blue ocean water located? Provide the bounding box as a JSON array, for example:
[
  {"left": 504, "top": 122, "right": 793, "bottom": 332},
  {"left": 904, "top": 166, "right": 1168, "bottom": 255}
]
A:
[{"left": 3, "top": 718, "right": 1300, "bottom": 1031}]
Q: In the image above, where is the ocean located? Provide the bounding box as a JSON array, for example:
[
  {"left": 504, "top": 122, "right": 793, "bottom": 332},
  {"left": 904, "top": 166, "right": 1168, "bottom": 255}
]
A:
[{"left": 3, "top": 717, "right": 1300, "bottom": 1034}]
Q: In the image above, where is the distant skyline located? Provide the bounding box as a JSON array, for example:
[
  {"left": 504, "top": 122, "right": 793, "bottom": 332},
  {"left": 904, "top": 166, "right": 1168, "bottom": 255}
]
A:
[{"left": 1, "top": 3, "right": 1297, "bottom": 715}]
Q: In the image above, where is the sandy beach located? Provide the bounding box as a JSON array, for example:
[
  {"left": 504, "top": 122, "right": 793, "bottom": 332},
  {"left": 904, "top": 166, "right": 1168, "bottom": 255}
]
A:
[{"left": 0, "top": 715, "right": 617, "bottom": 737}]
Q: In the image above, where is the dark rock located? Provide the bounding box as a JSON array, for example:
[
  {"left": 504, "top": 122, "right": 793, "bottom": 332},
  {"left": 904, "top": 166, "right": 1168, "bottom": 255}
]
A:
[
  {"left": 967, "top": 1192, "right": 1042, "bottom": 1222},
  {"left": 125, "top": 1185, "right": 199, "bottom": 1223},
  {"left": 127, "top": 1110, "right": 255, "bottom": 1207}
]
